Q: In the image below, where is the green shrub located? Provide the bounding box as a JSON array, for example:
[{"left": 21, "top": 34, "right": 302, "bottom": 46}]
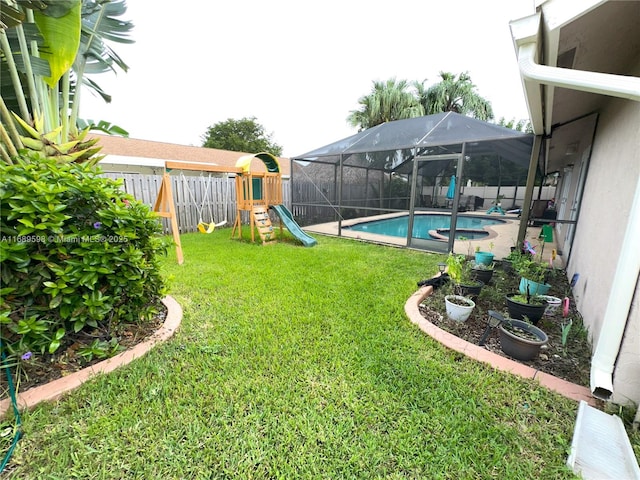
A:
[{"left": 0, "top": 155, "right": 167, "bottom": 357}]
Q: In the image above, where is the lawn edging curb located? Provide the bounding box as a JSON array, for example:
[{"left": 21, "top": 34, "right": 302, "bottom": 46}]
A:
[
  {"left": 405, "top": 286, "right": 598, "bottom": 407},
  {"left": 1, "top": 295, "right": 182, "bottom": 418}
]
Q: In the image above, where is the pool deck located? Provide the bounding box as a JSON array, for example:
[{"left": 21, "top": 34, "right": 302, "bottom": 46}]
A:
[{"left": 305, "top": 210, "right": 562, "bottom": 267}]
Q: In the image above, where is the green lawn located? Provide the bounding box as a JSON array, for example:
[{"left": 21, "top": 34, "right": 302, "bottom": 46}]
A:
[{"left": 6, "top": 230, "right": 581, "bottom": 479}]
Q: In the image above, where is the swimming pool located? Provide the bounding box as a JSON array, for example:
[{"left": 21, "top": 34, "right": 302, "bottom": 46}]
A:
[{"left": 345, "top": 214, "right": 505, "bottom": 241}]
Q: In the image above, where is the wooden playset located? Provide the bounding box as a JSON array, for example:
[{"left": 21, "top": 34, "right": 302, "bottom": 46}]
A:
[{"left": 152, "top": 152, "right": 315, "bottom": 264}]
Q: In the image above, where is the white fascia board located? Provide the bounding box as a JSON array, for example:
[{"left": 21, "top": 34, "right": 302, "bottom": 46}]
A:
[
  {"left": 99, "top": 154, "right": 165, "bottom": 169},
  {"left": 98, "top": 155, "right": 167, "bottom": 175}
]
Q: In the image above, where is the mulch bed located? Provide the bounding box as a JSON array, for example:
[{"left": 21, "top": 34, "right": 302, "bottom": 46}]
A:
[
  {"left": 3, "top": 302, "right": 167, "bottom": 393},
  {"left": 418, "top": 264, "right": 591, "bottom": 388}
]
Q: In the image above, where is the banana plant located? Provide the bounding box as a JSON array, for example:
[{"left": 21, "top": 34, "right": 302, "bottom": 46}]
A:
[{"left": 0, "top": 0, "right": 132, "bottom": 165}]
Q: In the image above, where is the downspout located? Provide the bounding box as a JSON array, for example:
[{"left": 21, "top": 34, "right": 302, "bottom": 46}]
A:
[
  {"left": 591, "top": 174, "right": 640, "bottom": 400},
  {"left": 516, "top": 41, "right": 640, "bottom": 400}
]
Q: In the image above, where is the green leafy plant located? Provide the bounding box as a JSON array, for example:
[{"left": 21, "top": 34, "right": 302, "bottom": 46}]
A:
[
  {"left": 446, "top": 252, "right": 482, "bottom": 301},
  {"left": 510, "top": 294, "right": 546, "bottom": 306},
  {"left": 561, "top": 319, "right": 573, "bottom": 348},
  {"left": 0, "top": 0, "right": 133, "bottom": 165},
  {"left": 0, "top": 157, "right": 167, "bottom": 357},
  {"left": 445, "top": 252, "right": 465, "bottom": 282},
  {"left": 77, "top": 338, "right": 121, "bottom": 362},
  {"left": 513, "top": 253, "right": 550, "bottom": 284},
  {"left": 472, "top": 261, "right": 494, "bottom": 271}
]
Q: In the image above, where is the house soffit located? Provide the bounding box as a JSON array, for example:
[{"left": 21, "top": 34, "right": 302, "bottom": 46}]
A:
[{"left": 545, "top": 1, "right": 640, "bottom": 129}]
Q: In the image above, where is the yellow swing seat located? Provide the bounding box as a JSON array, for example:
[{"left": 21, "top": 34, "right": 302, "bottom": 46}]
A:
[{"left": 197, "top": 221, "right": 216, "bottom": 234}]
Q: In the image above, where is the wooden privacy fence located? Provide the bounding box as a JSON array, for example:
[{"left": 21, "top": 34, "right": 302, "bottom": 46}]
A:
[{"left": 102, "top": 172, "right": 291, "bottom": 234}]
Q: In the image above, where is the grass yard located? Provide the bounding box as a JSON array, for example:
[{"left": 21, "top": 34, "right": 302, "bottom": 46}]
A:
[{"left": 5, "top": 230, "right": 581, "bottom": 479}]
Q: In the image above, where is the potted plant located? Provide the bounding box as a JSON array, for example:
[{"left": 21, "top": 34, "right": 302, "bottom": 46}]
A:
[
  {"left": 470, "top": 261, "right": 494, "bottom": 284},
  {"left": 505, "top": 293, "right": 548, "bottom": 325},
  {"left": 513, "top": 254, "right": 552, "bottom": 296},
  {"left": 474, "top": 242, "right": 495, "bottom": 266},
  {"left": 446, "top": 253, "right": 484, "bottom": 301},
  {"left": 537, "top": 294, "right": 562, "bottom": 316},
  {"left": 499, "top": 318, "right": 548, "bottom": 361},
  {"left": 501, "top": 248, "right": 522, "bottom": 274},
  {"left": 444, "top": 295, "right": 475, "bottom": 322}
]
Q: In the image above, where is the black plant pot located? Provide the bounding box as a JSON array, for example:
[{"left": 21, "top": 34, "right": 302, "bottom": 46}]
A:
[
  {"left": 456, "top": 281, "right": 484, "bottom": 302},
  {"left": 471, "top": 267, "right": 494, "bottom": 284},
  {"left": 505, "top": 293, "right": 547, "bottom": 325},
  {"left": 501, "top": 260, "right": 514, "bottom": 274},
  {"left": 499, "top": 319, "right": 548, "bottom": 361}
]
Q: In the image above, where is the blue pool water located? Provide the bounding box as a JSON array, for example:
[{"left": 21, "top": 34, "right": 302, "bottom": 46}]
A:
[{"left": 346, "top": 214, "right": 505, "bottom": 240}]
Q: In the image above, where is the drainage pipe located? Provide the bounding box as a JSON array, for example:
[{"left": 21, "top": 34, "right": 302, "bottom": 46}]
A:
[
  {"left": 516, "top": 40, "right": 640, "bottom": 401},
  {"left": 590, "top": 173, "right": 640, "bottom": 400}
]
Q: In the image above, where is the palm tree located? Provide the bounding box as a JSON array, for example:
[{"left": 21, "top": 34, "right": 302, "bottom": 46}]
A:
[
  {"left": 416, "top": 71, "right": 494, "bottom": 121},
  {"left": 498, "top": 117, "right": 533, "bottom": 133},
  {"left": 347, "top": 78, "right": 424, "bottom": 131},
  {"left": 0, "top": 0, "right": 132, "bottom": 164}
]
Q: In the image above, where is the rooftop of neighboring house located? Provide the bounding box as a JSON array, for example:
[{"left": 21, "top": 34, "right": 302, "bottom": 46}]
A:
[{"left": 90, "top": 133, "right": 291, "bottom": 176}]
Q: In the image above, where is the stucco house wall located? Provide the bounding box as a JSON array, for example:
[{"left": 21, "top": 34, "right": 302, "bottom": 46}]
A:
[{"left": 566, "top": 95, "right": 640, "bottom": 404}]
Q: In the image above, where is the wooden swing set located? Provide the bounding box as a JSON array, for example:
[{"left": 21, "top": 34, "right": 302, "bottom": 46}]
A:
[{"left": 152, "top": 152, "right": 283, "bottom": 264}]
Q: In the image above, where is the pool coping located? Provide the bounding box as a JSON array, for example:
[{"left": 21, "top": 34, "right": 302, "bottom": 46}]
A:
[
  {"left": 405, "top": 285, "right": 598, "bottom": 407},
  {"left": 0, "top": 295, "right": 182, "bottom": 418}
]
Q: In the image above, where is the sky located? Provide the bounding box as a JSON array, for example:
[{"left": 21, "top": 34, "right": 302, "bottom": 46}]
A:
[{"left": 80, "top": 0, "right": 537, "bottom": 158}]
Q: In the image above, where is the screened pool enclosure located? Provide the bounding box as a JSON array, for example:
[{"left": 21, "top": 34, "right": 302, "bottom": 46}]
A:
[{"left": 291, "top": 112, "right": 534, "bottom": 253}]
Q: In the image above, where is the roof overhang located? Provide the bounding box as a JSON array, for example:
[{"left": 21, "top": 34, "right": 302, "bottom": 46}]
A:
[
  {"left": 510, "top": 0, "right": 640, "bottom": 173},
  {"left": 99, "top": 154, "right": 165, "bottom": 174}
]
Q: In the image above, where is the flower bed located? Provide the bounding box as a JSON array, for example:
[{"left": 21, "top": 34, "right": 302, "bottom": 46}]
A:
[{"left": 419, "top": 263, "right": 591, "bottom": 387}]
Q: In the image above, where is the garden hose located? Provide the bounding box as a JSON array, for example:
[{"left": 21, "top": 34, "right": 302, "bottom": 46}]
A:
[{"left": 0, "top": 343, "right": 22, "bottom": 473}]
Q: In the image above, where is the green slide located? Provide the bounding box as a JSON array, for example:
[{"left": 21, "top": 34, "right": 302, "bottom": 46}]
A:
[{"left": 271, "top": 204, "right": 317, "bottom": 247}]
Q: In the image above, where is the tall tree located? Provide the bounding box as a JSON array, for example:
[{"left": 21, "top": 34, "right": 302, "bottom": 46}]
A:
[
  {"left": 498, "top": 117, "right": 533, "bottom": 133},
  {"left": 201, "top": 117, "right": 283, "bottom": 156},
  {"left": 416, "top": 71, "right": 493, "bottom": 121},
  {"left": 347, "top": 78, "right": 424, "bottom": 131}
]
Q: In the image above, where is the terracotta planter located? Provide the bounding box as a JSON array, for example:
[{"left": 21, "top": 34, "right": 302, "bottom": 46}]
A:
[
  {"left": 505, "top": 293, "right": 547, "bottom": 325},
  {"left": 499, "top": 319, "right": 548, "bottom": 361}
]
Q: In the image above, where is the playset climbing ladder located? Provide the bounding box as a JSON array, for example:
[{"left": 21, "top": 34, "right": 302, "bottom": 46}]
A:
[
  {"left": 251, "top": 206, "right": 276, "bottom": 244},
  {"left": 231, "top": 152, "right": 284, "bottom": 244}
]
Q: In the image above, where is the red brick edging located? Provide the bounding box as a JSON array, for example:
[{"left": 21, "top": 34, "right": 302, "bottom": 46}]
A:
[
  {"left": 405, "top": 286, "right": 597, "bottom": 406},
  {"left": 0, "top": 295, "right": 182, "bottom": 417}
]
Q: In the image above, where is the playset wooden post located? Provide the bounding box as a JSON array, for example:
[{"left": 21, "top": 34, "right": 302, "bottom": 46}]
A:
[{"left": 152, "top": 172, "right": 184, "bottom": 264}]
